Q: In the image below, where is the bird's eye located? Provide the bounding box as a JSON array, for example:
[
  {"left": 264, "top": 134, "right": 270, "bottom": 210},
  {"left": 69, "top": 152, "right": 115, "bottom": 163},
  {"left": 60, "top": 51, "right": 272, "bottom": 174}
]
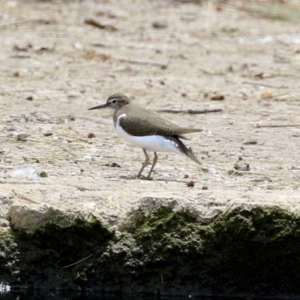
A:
[{"left": 111, "top": 99, "right": 117, "bottom": 104}]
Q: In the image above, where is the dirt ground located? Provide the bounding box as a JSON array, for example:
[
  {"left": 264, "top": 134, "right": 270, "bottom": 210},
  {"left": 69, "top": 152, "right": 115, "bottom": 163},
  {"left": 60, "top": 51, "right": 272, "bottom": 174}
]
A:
[{"left": 0, "top": 0, "right": 300, "bottom": 224}]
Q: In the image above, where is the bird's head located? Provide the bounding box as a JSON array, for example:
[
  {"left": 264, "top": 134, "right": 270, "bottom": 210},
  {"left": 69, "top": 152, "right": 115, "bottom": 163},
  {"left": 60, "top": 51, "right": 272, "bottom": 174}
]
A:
[{"left": 89, "top": 93, "right": 130, "bottom": 111}]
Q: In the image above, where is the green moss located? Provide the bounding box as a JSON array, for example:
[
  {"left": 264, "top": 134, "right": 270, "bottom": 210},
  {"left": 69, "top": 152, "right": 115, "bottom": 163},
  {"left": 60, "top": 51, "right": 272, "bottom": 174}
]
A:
[
  {"left": 3, "top": 204, "right": 300, "bottom": 296},
  {"left": 10, "top": 215, "right": 113, "bottom": 289},
  {"left": 19, "top": 217, "right": 110, "bottom": 255},
  {"left": 100, "top": 206, "right": 300, "bottom": 295},
  {"left": 133, "top": 208, "right": 204, "bottom": 263},
  {"left": 205, "top": 207, "right": 300, "bottom": 294},
  {"left": 0, "top": 230, "right": 19, "bottom": 283}
]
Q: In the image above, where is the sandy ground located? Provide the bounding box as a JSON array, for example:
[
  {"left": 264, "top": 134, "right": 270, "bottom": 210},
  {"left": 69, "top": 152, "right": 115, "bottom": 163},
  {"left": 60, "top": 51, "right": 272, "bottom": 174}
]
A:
[{"left": 0, "top": 0, "right": 300, "bottom": 224}]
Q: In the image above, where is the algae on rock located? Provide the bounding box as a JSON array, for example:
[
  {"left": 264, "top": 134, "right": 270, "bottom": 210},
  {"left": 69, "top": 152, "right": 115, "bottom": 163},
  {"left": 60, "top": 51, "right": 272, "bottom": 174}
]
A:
[
  {"left": 5, "top": 204, "right": 114, "bottom": 290},
  {"left": 98, "top": 203, "right": 300, "bottom": 296},
  {"left": 2, "top": 200, "right": 300, "bottom": 297}
]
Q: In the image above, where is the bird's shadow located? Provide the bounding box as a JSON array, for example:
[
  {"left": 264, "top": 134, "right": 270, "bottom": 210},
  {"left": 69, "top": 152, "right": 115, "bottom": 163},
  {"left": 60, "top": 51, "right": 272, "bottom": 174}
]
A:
[{"left": 119, "top": 174, "right": 188, "bottom": 183}]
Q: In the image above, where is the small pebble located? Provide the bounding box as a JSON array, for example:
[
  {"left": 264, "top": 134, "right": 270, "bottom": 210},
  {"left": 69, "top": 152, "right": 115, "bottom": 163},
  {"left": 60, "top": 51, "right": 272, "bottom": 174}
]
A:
[
  {"left": 186, "top": 180, "right": 194, "bottom": 187},
  {"left": 152, "top": 21, "right": 168, "bottom": 29},
  {"left": 88, "top": 133, "right": 95, "bottom": 138},
  {"left": 66, "top": 115, "right": 76, "bottom": 121},
  {"left": 106, "top": 162, "right": 121, "bottom": 168},
  {"left": 210, "top": 93, "right": 225, "bottom": 101},
  {"left": 261, "top": 89, "right": 273, "bottom": 99},
  {"left": 38, "top": 171, "right": 48, "bottom": 177},
  {"left": 43, "top": 131, "right": 53, "bottom": 137},
  {"left": 33, "top": 112, "right": 51, "bottom": 122},
  {"left": 243, "top": 140, "right": 257, "bottom": 145},
  {"left": 234, "top": 161, "right": 250, "bottom": 171},
  {"left": 16, "top": 133, "right": 29, "bottom": 141}
]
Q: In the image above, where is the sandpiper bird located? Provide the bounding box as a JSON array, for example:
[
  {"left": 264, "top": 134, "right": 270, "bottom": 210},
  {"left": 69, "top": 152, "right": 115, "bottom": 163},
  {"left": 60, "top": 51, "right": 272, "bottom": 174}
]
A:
[{"left": 89, "top": 93, "right": 202, "bottom": 179}]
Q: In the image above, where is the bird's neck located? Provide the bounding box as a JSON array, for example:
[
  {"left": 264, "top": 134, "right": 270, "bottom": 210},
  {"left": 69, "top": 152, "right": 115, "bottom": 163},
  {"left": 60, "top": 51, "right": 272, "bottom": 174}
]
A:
[{"left": 112, "top": 106, "right": 126, "bottom": 127}]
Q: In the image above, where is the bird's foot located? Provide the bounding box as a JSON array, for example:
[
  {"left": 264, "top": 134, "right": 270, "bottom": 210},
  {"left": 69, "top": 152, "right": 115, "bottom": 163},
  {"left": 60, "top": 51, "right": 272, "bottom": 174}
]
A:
[
  {"left": 120, "top": 174, "right": 153, "bottom": 180},
  {"left": 120, "top": 174, "right": 138, "bottom": 180},
  {"left": 136, "top": 174, "right": 153, "bottom": 181}
]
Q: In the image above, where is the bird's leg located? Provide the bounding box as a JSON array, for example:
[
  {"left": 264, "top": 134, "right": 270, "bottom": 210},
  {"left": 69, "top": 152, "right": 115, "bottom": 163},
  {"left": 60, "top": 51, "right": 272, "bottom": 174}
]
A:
[
  {"left": 146, "top": 152, "right": 158, "bottom": 179},
  {"left": 137, "top": 149, "right": 150, "bottom": 178}
]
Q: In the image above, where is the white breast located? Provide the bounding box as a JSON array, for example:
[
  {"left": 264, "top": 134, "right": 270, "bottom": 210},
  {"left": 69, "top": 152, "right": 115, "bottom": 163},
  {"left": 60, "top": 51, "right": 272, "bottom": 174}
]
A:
[{"left": 115, "top": 113, "right": 182, "bottom": 154}]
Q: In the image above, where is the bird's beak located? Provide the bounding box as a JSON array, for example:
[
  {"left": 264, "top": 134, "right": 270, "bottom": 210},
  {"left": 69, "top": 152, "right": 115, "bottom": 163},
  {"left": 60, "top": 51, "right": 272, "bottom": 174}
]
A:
[{"left": 88, "top": 103, "right": 108, "bottom": 110}]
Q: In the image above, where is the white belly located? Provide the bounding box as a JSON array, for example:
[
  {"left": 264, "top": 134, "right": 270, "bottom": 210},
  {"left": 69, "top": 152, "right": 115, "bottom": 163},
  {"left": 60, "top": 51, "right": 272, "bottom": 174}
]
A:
[{"left": 115, "top": 113, "right": 182, "bottom": 154}]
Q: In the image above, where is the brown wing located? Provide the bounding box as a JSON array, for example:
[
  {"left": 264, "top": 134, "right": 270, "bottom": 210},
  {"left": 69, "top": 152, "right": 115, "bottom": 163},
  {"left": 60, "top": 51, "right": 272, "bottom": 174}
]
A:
[{"left": 119, "top": 105, "right": 202, "bottom": 138}]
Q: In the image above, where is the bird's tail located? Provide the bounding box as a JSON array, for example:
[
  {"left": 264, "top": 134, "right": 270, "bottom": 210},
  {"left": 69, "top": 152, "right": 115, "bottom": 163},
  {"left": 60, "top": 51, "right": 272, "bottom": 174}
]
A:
[
  {"left": 186, "top": 147, "right": 201, "bottom": 165},
  {"left": 167, "top": 136, "right": 201, "bottom": 165}
]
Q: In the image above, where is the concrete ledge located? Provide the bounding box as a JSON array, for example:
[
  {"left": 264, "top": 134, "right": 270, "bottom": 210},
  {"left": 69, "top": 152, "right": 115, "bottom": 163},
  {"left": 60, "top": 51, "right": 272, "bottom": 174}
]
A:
[{"left": 1, "top": 198, "right": 300, "bottom": 298}]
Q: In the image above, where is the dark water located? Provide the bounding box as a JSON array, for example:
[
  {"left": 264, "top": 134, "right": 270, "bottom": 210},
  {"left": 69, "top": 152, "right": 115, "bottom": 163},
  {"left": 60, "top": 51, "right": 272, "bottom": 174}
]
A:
[
  {"left": 0, "top": 291, "right": 167, "bottom": 300},
  {"left": 0, "top": 289, "right": 293, "bottom": 300},
  {"left": 0, "top": 292, "right": 280, "bottom": 300},
  {"left": 0, "top": 291, "right": 257, "bottom": 300},
  {"left": 0, "top": 290, "right": 123, "bottom": 300}
]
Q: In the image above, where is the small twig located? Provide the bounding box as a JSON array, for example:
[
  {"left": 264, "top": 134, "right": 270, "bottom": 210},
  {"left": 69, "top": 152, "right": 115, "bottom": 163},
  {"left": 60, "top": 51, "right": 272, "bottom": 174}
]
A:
[
  {"left": 84, "top": 19, "right": 107, "bottom": 29},
  {"left": 115, "top": 57, "right": 167, "bottom": 69},
  {"left": 256, "top": 124, "right": 300, "bottom": 128},
  {"left": 0, "top": 19, "right": 54, "bottom": 29},
  {"left": 269, "top": 92, "right": 290, "bottom": 98},
  {"left": 0, "top": 20, "right": 30, "bottom": 29},
  {"left": 76, "top": 116, "right": 105, "bottom": 124},
  {"left": 228, "top": 170, "right": 275, "bottom": 177},
  {"left": 90, "top": 42, "right": 157, "bottom": 51},
  {"left": 13, "top": 135, "right": 80, "bottom": 157},
  {"left": 12, "top": 189, "right": 40, "bottom": 204},
  {"left": 16, "top": 137, "right": 79, "bottom": 156},
  {"left": 84, "top": 19, "right": 117, "bottom": 31},
  {"left": 157, "top": 108, "right": 222, "bottom": 114},
  {"left": 12, "top": 88, "right": 68, "bottom": 93},
  {"left": 105, "top": 196, "right": 125, "bottom": 213},
  {"left": 55, "top": 144, "right": 77, "bottom": 157},
  {"left": 62, "top": 254, "right": 93, "bottom": 269},
  {"left": 242, "top": 81, "right": 288, "bottom": 89},
  {"left": 198, "top": 68, "right": 224, "bottom": 76}
]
